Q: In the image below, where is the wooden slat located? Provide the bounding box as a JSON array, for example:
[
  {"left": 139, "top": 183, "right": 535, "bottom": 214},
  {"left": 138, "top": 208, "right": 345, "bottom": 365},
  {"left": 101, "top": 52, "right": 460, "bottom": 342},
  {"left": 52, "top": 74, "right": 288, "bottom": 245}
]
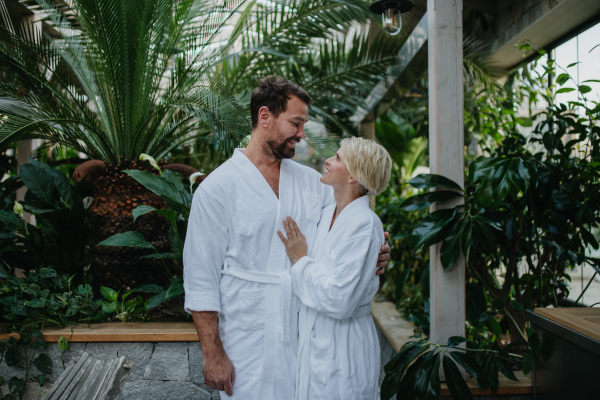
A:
[
  {"left": 370, "top": 299, "right": 417, "bottom": 353},
  {"left": 441, "top": 371, "right": 532, "bottom": 396},
  {"left": 535, "top": 308, "right": 600, "bottom": 342},
  {"left": 0, "top": 322, "right": 199, "bottom": 342}
]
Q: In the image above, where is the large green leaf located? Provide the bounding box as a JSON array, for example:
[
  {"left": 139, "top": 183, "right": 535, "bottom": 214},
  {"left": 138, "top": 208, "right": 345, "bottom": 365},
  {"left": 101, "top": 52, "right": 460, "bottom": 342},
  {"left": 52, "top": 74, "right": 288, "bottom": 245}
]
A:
[
  {"left": 99, "top": 231, "right": 154, "bottom": 249},
  {"left": 381, "top": 341, "right": 429, "bottom": 400},
  {"left": 124, "top": 170, "right": 189, "bottom": 208},
  {"left": 408, "top": 174, "right": 463, "bottom": 192},
  {"left": 449, "top": 352, "right": 489, "bottom": 388},
  {"left": 33, "top": 353, "right": 52, "bottom": 374},
  {"left": 19, "top": 158, "right": 55, "bottom": 204},
  {"left": 400, "top": 190, "right": 463, "bottom": 211},
  {"left": 443, "top": 354, "right": 473, "bottom": 400},
  {"left": 412, "top": 207, "right": 459, "bottom": 249}
]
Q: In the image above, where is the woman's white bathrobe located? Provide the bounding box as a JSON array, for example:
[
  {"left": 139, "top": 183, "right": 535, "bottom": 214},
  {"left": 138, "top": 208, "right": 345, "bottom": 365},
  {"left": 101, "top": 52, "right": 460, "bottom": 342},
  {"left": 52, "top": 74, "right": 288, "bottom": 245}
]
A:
[{"left": 291, "top": 195, "right": 383, "bottom": 400}]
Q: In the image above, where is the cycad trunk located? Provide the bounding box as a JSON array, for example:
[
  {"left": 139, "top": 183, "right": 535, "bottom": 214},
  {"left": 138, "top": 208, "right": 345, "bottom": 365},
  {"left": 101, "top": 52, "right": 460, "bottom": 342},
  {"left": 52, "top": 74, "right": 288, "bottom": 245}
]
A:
[{"left": 83, "top": 160, "right": 172, "bottom": 292}]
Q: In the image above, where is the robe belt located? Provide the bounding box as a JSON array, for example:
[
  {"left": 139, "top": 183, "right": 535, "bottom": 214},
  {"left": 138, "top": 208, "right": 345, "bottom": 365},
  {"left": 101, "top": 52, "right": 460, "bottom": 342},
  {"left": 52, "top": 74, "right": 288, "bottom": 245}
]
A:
[{"left": 222, "top": 264, "right": 292, "bottom": 343}]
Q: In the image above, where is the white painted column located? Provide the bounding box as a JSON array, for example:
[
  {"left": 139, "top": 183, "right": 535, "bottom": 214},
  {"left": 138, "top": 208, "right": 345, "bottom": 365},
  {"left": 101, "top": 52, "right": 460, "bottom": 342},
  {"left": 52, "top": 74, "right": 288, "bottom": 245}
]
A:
[
  {"left": 359, "top": 110, "right": 377, "bottom": 211},
  {"left": 427, "top": 0, "right": 466, "bottom": 351}
]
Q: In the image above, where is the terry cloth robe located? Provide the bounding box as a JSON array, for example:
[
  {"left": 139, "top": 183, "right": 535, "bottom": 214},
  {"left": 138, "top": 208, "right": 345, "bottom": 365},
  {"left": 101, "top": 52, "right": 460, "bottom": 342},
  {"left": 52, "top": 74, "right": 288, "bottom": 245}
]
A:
[
  {"left": 183, "top": 149, "right": 334, "bottom": 400},
  {"left": 292, "top": 195, "right": 383, "bottom": 400}
]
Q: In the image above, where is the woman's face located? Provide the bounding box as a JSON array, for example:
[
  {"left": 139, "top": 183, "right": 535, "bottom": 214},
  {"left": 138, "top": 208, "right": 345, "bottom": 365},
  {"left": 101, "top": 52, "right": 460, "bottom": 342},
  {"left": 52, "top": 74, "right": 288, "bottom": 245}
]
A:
[{"left": 320, "top": 148, "right": 352, "bottom": 188}]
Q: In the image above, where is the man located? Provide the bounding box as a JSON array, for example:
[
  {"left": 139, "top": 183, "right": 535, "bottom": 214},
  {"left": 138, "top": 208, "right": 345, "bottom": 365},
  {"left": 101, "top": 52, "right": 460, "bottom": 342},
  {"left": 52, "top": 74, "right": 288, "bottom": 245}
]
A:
[{"left": 183, "top": 76, "right": 390, "bottom": 399}]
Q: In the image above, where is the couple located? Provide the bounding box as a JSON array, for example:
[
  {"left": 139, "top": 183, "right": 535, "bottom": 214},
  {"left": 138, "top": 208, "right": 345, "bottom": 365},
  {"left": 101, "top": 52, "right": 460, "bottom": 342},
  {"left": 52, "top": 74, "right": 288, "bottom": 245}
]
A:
[{"left": 183, "top": 76, "right": 392, "bottom": 400}]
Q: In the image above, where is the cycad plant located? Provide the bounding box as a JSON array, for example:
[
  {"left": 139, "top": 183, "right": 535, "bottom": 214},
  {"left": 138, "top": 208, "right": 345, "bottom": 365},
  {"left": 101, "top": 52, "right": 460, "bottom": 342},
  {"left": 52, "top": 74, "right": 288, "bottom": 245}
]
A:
[
  {"left": 0, "top": 0, "right": 403, "bottom": 287},
  {"left": 0, "top": 0, "right": 251, "bottom": 287}
]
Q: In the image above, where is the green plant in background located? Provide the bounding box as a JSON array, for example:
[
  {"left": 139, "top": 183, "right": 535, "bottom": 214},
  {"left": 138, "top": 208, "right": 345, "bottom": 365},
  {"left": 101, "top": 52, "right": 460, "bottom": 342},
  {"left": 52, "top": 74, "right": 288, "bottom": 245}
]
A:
[
  {"left": 0, "top": 331, "right": 52, "bottom": 400},
  {"left": 98, "top": 286, "right": 151, "bottom": 323},
  {"left": 0, "top": 265, "right": 100, "bottom": 399},
  {"left": 98, "top": 157, "right": 191, "bottom": 312},
  {"left": 0, "top": 157, "right": 91, "bottom": 276},
  {"left": 381, "top": 52, "right": 599, "bottom": 399}
]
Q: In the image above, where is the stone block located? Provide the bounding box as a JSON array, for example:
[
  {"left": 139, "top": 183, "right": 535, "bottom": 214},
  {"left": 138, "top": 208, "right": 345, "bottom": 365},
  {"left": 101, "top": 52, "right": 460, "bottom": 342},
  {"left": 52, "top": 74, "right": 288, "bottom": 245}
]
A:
[
  {"left": 30, "top": 342, "right": 86, "bottom": 383},
  {"left": 85, "top": 342, "right": 153, "bottom": 381},
  {"left": 1, "top": 382, "right": 53, "bottom": 400},
  {"left": 188, "top": 342, "right": 204, "bottom": 385},
  {"left": 121, "top": 380, "right": 211, "bottom": 400},
  {"left": 144, "top": 342, "right": 189, "bottom": 382}
]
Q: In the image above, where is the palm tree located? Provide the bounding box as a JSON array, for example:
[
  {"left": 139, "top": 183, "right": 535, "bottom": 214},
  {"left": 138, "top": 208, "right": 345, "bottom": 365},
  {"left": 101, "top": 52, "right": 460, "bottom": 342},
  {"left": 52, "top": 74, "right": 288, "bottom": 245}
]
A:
[{"left": 0, "top": 0, "right": 404, "bottom": 286}]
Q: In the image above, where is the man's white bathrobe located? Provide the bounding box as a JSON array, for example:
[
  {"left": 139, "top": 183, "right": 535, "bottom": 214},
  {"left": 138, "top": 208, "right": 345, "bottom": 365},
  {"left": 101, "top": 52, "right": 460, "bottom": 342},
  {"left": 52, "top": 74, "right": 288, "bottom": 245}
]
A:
[
  {"left": 183, "top": 149, "right": 334, "bottom": 400},
  {"left": 292, "top": 195, "right": 383, "bottom": 400}
]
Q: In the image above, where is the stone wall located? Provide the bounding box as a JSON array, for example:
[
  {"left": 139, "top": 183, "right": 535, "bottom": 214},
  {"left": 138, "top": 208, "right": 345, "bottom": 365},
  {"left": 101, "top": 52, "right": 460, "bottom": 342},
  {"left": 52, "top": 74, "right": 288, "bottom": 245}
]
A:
[
  {"left": 0, "top": 341, "right": 219, "bottom": 400},
  {"left": 486, "top": 0, "right": 567, "bottom": 53}
]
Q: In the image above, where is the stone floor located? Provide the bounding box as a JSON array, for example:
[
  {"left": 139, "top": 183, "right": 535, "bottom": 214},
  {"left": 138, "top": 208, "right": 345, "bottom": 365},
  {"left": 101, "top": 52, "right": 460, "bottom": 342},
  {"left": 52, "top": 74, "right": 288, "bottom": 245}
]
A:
[{"left": 0, "top": 341, "right": 219, "bottom": 400}]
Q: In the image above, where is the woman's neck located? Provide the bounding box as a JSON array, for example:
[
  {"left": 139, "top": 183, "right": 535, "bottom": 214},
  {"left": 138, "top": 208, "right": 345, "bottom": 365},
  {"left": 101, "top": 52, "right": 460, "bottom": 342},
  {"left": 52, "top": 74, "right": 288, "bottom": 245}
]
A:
[{"left": 330, "top": 187, "right": 364, "bottom": 230}]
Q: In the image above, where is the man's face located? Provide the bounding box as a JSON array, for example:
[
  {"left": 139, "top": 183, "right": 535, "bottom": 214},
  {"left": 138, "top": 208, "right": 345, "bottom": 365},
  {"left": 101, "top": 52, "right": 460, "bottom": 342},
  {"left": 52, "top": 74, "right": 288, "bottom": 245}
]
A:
[{"left": 263, "top": 95, "right": 309, "bottom": 159}]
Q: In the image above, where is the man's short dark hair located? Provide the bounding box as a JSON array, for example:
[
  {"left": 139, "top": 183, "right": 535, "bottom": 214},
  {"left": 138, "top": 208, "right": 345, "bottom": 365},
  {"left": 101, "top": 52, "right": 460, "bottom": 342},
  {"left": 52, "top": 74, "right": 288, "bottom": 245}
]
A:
[{"left": 250, "top": 76, "right": 312, "bottom": 129}]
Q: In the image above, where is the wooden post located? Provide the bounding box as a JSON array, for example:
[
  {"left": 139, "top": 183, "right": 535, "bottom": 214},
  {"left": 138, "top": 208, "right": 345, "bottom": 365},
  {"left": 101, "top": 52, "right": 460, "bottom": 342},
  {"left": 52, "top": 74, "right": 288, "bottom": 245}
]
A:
[
  {"left": 359, "top": 110, "right": 377, "bottom": 211},
  {"left": 427, "top": 0, "right": 466, "bottom": 354}
]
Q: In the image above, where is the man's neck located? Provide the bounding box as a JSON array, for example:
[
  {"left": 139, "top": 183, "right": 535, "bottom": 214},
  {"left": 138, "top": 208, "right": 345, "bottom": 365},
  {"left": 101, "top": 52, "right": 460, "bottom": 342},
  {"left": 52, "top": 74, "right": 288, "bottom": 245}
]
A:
[{"left": 243, "top": 137, "right": 282, "bottom": 171}]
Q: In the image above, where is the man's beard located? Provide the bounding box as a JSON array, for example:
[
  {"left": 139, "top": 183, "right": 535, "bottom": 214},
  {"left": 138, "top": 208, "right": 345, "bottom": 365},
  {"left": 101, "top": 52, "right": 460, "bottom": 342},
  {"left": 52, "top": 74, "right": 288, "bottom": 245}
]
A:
[{"left": 263, "top": 138, "right": 297, "bottom": 159}]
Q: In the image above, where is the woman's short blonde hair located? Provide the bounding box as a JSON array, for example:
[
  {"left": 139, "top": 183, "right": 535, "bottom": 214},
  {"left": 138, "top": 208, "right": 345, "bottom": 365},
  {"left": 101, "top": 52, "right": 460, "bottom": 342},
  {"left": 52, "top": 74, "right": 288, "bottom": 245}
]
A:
[{"left": 340, "top": 137, "right": 392, "bottom": 196}]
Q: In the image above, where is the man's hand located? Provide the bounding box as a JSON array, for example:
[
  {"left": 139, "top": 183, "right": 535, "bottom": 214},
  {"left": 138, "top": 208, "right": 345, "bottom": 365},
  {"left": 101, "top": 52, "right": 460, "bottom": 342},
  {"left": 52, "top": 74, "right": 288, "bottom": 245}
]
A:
[
  {"left": 191, "top": 311, "right": 235, "bottom": 396},
  {"left": 376, "top": 232, "right": 391, "bottom": 275},
  {"left": 203, "top": 350, "right": 235, "bottom": 395}
]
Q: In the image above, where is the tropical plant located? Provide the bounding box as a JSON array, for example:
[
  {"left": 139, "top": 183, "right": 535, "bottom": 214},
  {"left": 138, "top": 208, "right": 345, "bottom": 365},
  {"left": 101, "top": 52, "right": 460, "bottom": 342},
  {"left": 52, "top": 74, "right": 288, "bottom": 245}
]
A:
[
  {"left": 0, "top": 157, "right": 91, "bottom": 275},
  {"left": 98, "top": 157, "right": 193, "bottom": 311}
]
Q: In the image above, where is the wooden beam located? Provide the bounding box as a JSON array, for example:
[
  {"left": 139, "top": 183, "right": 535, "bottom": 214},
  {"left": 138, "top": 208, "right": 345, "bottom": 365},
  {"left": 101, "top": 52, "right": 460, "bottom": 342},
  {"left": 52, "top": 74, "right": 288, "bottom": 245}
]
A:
[
  {"left": 463, "top": 0, "right": 498, "bottom": 14},
  {"left": 427, "top": 0, "right": 466, "bottom": 358}
]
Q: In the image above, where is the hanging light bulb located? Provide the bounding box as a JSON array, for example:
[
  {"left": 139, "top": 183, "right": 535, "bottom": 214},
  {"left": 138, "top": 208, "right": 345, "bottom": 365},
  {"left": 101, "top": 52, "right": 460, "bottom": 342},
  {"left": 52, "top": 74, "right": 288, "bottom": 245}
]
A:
[
  {"left": 370, "top": 0, "right": 413, "bottom": 36},
  {"left": 382, "top": 7, "right": 402, "bottom": 35}
]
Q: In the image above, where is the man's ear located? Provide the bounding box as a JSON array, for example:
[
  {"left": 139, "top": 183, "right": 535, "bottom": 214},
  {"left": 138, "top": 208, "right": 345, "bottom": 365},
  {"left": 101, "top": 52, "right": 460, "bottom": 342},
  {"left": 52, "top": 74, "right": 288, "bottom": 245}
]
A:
[{"left": 258, "top": 106, "right": 271, "bottom": 128}]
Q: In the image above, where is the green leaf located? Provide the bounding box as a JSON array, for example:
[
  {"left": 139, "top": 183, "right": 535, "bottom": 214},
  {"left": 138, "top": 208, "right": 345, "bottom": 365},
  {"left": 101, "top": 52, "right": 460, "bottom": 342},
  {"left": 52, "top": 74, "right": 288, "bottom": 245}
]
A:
[
  {"left": 567, "top": 62, "right": 580, "bottom": 68},
  {"left": 521, "top": 351, "right": 532, "bottom": 375},
  {"left": 146, "top": 291, "right": 167, "bottom": 310},
  {"left": 408, "top": 174, "right": 463, "bottom": 192},
  {"left": 19, "top": 158, "right": 56, "bottom": 204},
  {"left": 58, "top": 336, "right": 69, "bottom": 352},
  {"left": 166, "top": 277, "right": 184, "bottom": 300},
  {"left": 447, "top": 336, "right": 467, "bottom": 348},
  {"left": 443, "top": 354, "right": 473, "bottom": 400},
  {"left": 162, "top": 169, "right": 186, "bottom": 193},
  {"left": 556, "top": 73, "right": 570, "bottom": 86},
  {"left": 412, "top": 208, "right": 459, "bottom": 248},
  {"left": 414, "top": 351, "right": 439, "bottom": 399},
  {"left": 124, "top": 170, "right": 189, "bottom": 208},
  {"left": 100, "top": 287, "right": 118, "bottom": 302},
  {"left": 488, "top": 358, "right": 499, "bottom": 393},
  {"left": 101, "top": 301, "right": 117, "bottom": 314},
  {"left": 426, "top": 353, "right": 441, "bottom": 400},
  {"left": 526, "top": 328, "right": 542, "bottom": 360},
  {"left": 5, "top": 341, "right": 21, "bottom": 366},
  {"left": 0, "top": 210, "right": 27, "bottom": 233},
  {"left": 498, "top": 359, "right": 518, "bottom": 381},
  {"left": 0, "top": 263, "right": 8, "bottom": 278},
  {"left": 154, "top": 209, "right": 178, "bottom": 226},
  {"left": 132, "top": 205, "right": 157, "bottom": 222},
  {"left": 36, "top": 374, "right": 45, "bottom": 387},
  {"left": 579, "top": 85, "right": 592, "bottom": 94},
  {"left": 9, "top": 377, "right": 23, "bottom": 394},
  {"left": 516, "top": 117, "right": 533, "bottom": 127},
  {"left": 140, "top": 253, "right": 179, "bottom": 260},
  {"left": 34, "top": 353, "right": 52, "bottom": 374},
  {"left": 400, "top": 190, "right": 463, "bottom": 211},
  {"left": 25, "top": 299, "right": 46, "bottom": 308},
  {"left": 65, "top": 305, "right": 78, "bottom": 317},
  {"left": 440, "top": 216, "right": 467, "bottom": 269},
  {"left": 450, "top": 351, "right": 489, "bottom": 388},
  {"left": 38, "top": 268, "right": 57, "bottom": 279},
  {"left": 77, "top": 284, "right": 93, "bottom": 296},
  {"left": 556, "top": 87, "right": 575, "bottom": 94},
  {"left": 510, "top": 300, "right": 524, "bottom": 315},
  {"left": 128, "top": 284, "right": 164, "bottom": 294},
  {"left": 583, "top": 79, "right": 600, "bottom": 83},
  {"left": 99, "top": 231, "right": 154, "bottom": 249},
  {"left": 487, "top": 318, "right": 502, "bottom": 337}
]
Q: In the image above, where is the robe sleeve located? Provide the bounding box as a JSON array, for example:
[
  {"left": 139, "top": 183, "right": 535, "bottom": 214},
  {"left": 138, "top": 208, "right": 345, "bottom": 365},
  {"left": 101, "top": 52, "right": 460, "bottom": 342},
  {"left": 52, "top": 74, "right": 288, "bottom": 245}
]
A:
[
  {"left": 183, "top": 186, "right": 228, "bottom": 313},
  {"left": 290, "top": 235, "right": 378, "bottom": 319}
]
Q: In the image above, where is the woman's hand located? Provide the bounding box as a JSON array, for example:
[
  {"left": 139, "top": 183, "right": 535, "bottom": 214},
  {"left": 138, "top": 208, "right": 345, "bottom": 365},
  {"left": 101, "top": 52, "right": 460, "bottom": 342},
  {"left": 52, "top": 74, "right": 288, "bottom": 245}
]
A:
[{"left": 277, "top": 217, "right": 307, "bottom": 264}]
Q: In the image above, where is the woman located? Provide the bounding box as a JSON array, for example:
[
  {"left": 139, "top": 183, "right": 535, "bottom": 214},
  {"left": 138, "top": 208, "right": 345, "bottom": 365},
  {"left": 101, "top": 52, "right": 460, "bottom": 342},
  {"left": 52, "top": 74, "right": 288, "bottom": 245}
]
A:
[{"left": 277, "top": 137, "right": 392, "bottom": 400}]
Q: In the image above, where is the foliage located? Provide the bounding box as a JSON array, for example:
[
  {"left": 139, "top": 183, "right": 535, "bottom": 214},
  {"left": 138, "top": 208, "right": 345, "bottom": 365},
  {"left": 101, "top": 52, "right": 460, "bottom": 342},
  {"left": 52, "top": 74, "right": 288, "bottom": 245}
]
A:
[
  {"left": 380, "top": 333, "right": 542, "bottom": 400},
  {"left": 0, "top": 331, "right": 51, "bottom": 400},
  {"left": 99, "top": 286, "right": 151, "bottom": 323},
  {"left": 99, "top": 158, "right": 190, "bottom": 311},
  {"left": 0, "top": 0, "right": 250, "bottom": 163},
  {"left": 0, "top": 266, "right": 101, "bottom": 399}
]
